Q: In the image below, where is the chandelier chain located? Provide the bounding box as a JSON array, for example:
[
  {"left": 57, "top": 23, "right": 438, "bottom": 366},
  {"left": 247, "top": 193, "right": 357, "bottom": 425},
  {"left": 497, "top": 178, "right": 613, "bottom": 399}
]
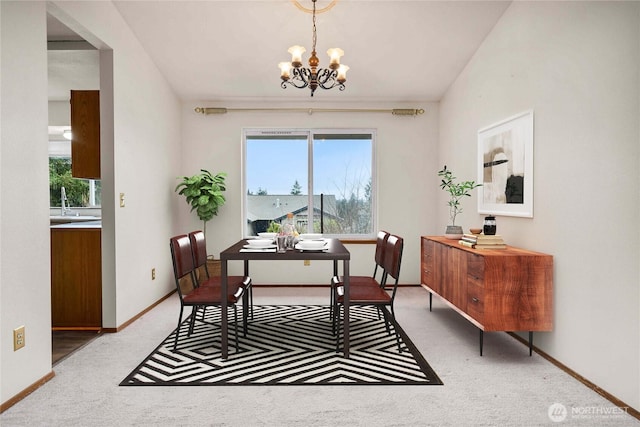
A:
[{"left": 312, "top": 0, "right": 317, "bottom": 54}]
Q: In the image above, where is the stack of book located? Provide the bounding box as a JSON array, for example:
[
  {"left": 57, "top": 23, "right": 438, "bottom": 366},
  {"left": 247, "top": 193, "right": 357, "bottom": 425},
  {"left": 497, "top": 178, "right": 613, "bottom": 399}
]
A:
[{"left": 459, "top": 233, "right": 507, "bottom": 249}]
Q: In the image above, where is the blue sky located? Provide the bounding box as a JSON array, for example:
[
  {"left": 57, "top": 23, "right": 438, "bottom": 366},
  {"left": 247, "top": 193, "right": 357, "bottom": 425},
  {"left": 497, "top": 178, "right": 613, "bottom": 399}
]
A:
[{"left": 246, "top": 137, "right": 371, "bottom": 198}]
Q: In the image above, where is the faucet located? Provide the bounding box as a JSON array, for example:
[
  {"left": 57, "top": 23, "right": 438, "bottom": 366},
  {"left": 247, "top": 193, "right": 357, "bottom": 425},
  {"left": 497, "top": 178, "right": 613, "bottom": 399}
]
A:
[{"left": 61, "top": 186, "right": 71, "bottom": 216}]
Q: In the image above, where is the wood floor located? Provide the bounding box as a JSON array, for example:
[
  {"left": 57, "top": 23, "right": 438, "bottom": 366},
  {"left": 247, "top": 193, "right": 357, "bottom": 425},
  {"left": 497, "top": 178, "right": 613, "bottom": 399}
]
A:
[{"left": 52, "top": 331, "right": 101, "bottom": 365}]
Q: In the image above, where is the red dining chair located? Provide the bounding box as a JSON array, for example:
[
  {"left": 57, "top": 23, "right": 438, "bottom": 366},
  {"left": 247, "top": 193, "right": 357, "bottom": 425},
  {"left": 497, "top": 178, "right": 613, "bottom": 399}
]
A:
[
  {"left": 188, "top": 230, "right": 253, "bottom": 335},
  {"left": 330, "top": 230, "right": 390, "bottom": 322},
  {"left": 169, "top": 234, "right": 244, "bottom": 352},
  {"left": 334, "top": 234, "right": 404, "bottom": 353}
]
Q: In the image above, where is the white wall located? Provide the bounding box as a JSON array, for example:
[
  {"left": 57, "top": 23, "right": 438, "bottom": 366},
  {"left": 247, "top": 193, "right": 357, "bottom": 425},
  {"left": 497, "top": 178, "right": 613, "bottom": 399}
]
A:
[
  {"left": 1, "top": 0, "right": 182, "bottom": 406},
  {"left": 0, "top": 1, "right": 52, "bottom": 404},
  {"left": 49, "top": 1, "right": 183, "bottom": 327},
  {"left": 439, "top": 1, "right": 640, "bottom": 409},
  {"left": 180, "top": 101, "right": 439, "bottom": 283}
]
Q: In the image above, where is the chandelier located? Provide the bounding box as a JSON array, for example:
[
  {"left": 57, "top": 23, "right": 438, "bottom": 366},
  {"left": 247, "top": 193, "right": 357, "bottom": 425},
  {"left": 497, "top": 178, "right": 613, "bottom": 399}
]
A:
[{"left": 278, "top": 0, "right": 349, "bottom": 97}]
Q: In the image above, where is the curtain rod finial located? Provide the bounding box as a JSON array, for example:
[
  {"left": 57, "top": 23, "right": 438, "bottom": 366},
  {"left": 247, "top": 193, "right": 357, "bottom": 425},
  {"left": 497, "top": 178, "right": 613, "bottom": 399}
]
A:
[{"left": 194, "top": 107, "right": 228, "bottom": 115}]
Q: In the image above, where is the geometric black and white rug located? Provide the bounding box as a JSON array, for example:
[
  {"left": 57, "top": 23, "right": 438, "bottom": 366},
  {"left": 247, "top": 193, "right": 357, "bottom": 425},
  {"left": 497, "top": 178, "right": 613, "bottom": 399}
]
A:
[{"left": 120, "top": 305, "right": 442, "bottom": 386}]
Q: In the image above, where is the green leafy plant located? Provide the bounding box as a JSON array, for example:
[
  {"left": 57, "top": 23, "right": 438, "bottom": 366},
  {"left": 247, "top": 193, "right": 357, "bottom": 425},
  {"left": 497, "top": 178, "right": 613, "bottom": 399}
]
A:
[
  {"left": 266, "top": 221, "right": 281, "bottom": 233},
  {"left": 438, "top": 165, "right": 482, "bottom": 226},
  {"left": 175, "top": 169, "right": 227, "bottom": 236}
]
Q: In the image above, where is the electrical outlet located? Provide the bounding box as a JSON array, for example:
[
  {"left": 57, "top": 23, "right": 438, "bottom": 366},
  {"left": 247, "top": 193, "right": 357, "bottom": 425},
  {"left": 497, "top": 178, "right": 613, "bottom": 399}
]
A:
[
  {"left": 151, "top": 268, "right": 156, "bottom": 280},
  {"left": 119, "top": 193, "right": 125, "bottom": 207},
  {"left": 14, "top": 326, "right": 25, "bottom": 351},
  {"left": 304, "top": 260, "right": 310, "bottom": 266}
]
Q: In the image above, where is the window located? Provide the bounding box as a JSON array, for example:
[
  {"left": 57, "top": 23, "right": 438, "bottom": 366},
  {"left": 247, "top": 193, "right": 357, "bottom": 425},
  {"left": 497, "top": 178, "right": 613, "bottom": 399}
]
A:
[
  {"left": 48, "top": 135, "right": 101, "bottom": 208},
  {"left": 243, "top": 129, "right": 375, "bottom": 239}
]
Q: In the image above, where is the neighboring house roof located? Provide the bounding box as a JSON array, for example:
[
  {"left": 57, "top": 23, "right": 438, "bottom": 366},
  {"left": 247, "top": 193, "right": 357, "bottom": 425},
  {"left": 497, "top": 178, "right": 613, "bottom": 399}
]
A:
[{"left": 247, "top": 194, "right": 339, "bottom": 222}]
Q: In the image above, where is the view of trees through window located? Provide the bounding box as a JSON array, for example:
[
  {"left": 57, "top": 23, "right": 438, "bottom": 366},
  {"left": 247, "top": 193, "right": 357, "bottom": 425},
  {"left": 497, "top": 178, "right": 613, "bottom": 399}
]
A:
[
  {"left": 244, "top": 130, "right": 375, "bottom": 238},
  {"left": 49, "top": 158, "right": 101, "bottom": 208}
]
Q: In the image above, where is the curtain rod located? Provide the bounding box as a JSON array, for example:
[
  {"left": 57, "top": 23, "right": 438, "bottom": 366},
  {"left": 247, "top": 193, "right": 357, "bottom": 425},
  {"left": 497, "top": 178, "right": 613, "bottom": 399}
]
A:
[{"left": 193, "top": 107, "right": 425, "bottom": 116}]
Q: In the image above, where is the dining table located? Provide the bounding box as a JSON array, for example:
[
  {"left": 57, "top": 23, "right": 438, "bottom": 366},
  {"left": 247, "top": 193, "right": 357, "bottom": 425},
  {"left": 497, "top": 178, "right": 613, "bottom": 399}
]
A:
[{"left": 219, "top": 238, "right": 351, "bottom": 359}]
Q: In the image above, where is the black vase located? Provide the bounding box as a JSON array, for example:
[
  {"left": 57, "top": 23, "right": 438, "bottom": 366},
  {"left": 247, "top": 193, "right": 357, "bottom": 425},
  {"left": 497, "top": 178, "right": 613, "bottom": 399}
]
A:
[{"left": 483, "top": 216, "right": 497, "bottom": 235}]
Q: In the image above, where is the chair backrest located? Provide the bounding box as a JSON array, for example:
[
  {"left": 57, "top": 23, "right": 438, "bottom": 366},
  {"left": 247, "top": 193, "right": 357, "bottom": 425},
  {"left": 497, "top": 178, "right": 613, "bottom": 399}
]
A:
[
  {"left": 189, "top": 230, "right": 207, "bottom": 266},
  {"left": 383, "top": 234, "right": 404, "bottom": 283},
  {"left": 169, "top": 234, "right": 196, "bottom": 299},
  {"left": 374, "top": 230, "right": 390, "bottom": 267},
  {"left": 189, "top": 230, "right": 211, "bottom": 283},
  {"left": 370, "top": 230, "right": 390, "bottom": 281}
]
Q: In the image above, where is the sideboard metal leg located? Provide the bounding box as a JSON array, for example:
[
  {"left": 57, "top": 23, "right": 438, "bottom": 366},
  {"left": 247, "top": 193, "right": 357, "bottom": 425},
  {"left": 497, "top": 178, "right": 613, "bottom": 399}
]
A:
[
  {"left": 429, "top": 293, "right": 432, "bottom": 312},
  {"left": 479, "top": 330, "right": 484, "bottom": 356},
  {"left": 529, "top": 331, "right": 533, "bottom": 356}
]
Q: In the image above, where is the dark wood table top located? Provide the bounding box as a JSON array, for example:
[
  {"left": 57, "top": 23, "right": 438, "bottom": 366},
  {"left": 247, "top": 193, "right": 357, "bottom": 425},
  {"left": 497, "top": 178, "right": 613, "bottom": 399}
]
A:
[{"left": 220, "top": 238, "right": 350, "bottom": 261}]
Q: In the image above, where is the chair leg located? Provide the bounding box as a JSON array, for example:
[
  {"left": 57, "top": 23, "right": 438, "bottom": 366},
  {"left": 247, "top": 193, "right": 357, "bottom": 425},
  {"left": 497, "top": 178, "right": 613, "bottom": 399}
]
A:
[
  {"left": 233, "top": 305, "right": 239, "bottom": 353},
  {"left": 390, "top": 305, "right": 402, "bottom": 353},
  {"left": 380, "top": 308, "right": 392, "bottom": 335},
  {"left": 173, "top": 306, "right": 184, "bottom": 351},
  {"left": 335, "top": 304, "right": 342, "bottom": 353},
  {"left": 188, "top": 307, "right": 197, "bottom": 336},
  {"left": 249, "top": 285, "right": 254, "bottom": 319},
  {"left": 329, "top": 283, "right": 334, "bottom": 320},
  {"left": 242, "top": 291, "right": 249, "bottom": 337}
]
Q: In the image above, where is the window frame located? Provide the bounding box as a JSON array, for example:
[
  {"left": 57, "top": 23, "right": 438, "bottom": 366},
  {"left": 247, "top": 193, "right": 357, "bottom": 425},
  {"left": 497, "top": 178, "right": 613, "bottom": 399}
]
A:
[{"left": 242, "top": 128, "right": 377, "bottom": 240}]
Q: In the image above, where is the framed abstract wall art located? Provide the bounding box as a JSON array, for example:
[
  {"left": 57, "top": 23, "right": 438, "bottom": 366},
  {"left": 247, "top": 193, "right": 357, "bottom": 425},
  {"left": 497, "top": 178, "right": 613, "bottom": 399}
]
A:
[{"left": 477, "top": 110, "right": 534, "bottom": 218}]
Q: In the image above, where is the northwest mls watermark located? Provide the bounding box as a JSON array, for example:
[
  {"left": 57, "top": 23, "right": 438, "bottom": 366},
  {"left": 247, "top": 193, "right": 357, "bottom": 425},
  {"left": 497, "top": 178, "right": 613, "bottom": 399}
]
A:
[{"left": 548, "top": 402, "right": 629, "bottom": 422}]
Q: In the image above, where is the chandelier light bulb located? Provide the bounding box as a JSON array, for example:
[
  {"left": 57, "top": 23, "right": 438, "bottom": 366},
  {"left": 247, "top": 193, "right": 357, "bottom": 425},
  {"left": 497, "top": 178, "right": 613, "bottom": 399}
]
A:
[
  {"left": 326, "top": 48, "right": 344, "bottom": 70},
  {"left": 287, "top": 45, "right": 306, "bottom": 68},
  {"left": 278, "top": 62, "right": 293, "bottom": 80},
  {"left": 336, "top": 64, "right": 349, "bottom": 83}
]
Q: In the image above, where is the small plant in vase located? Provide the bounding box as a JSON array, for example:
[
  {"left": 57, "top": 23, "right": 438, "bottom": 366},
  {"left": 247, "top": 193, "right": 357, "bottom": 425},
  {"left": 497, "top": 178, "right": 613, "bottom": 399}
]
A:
[{"left": 438, "top": 165, "right": 481, "bottom": 239}]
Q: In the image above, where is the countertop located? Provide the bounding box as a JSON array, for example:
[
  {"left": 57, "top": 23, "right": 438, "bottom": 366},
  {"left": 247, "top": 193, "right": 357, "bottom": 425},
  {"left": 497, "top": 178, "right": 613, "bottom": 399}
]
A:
[{"left": 50, "top": 220, "right": 102, "bottom": 229}]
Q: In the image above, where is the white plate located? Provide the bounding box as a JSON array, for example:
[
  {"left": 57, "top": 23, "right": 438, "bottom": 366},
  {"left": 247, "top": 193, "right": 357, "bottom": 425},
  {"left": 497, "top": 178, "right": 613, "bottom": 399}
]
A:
[
  {"left": 246, "top": 239, "right": 274, "bottom": 247},
  {"left": 295, "top": 241, "right": 327, "bottom": 250},
  {"left": 243, "top": 244, "right": 276, "bottom": 249},
  {"left": 299, "top": 233, "right": 323, "bottom": 240}
]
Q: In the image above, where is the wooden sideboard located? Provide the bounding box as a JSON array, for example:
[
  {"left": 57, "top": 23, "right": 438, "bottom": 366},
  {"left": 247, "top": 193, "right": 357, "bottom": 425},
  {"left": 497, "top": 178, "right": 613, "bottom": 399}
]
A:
[{"left": 421, "top": 236, "right": 553, "bottom": 355}]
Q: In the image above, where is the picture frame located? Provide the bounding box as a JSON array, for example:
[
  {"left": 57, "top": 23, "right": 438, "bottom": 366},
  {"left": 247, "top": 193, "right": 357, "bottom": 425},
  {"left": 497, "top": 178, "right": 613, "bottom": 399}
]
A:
[{"left": 477, "top": 110, "right": 533, "bottom": 218}]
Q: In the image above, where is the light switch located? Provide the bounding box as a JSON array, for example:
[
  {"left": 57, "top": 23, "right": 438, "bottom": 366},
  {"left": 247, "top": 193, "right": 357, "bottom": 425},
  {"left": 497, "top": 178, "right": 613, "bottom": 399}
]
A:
[{"left": 119, "top": 193, "right": 125, "bottom": 207}]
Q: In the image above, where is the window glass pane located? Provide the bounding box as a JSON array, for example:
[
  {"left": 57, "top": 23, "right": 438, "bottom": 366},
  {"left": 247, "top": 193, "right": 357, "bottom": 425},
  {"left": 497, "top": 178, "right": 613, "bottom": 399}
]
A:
[
  {"left": 49, "top": 157, "right": 101, "bottom": 208},
  {"left": 244, "top": 130, "right": 374, "bottom": 239},
  {"left": 246, "top": 135, "right": 308, "bottom": 235},
  {"left": 313, "top": 134, "right": 372, "bottom": 235}
]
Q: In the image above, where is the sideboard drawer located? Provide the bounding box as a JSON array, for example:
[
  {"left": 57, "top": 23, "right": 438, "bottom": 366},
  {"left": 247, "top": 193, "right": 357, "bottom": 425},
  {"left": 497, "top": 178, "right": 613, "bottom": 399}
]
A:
[
  {"left": 466, "top": 282, "right": 484, "bottom": 322},
  {"left": 421, "top": 238, "right": 436, "bottom": 288}
]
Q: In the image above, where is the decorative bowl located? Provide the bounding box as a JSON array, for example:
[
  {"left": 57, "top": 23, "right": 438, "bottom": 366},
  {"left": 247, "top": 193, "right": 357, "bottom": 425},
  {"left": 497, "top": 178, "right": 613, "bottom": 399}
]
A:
[{"left": 469, "top": 228, "right": 483, "bottom": 235}]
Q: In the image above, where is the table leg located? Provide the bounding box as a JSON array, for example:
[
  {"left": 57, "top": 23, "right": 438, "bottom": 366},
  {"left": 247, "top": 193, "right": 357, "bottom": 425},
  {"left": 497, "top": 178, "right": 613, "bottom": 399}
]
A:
[
  {"left": 221, "top": 260, "right": 228, "bottom": 359},
  {"left": 343, "top": 259, "right": 350, "bottom": 358}
]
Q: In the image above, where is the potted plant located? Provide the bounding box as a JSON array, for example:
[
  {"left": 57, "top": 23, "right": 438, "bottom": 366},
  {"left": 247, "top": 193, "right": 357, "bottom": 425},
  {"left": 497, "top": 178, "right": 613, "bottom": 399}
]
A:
[
  {"left": 175, "top": 169, "right": 227, "bottom": 237},
  {"left": 438, "top": 165, "right": 481, "bottom": 239}
]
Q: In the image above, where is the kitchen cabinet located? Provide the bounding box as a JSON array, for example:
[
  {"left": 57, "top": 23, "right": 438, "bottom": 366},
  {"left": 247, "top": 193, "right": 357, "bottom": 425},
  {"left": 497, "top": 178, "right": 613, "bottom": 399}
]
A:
[
  {"left": 51, "top": 226, "right": 102, "bottom": 329},
  {"left": 70, "top": 90, "right": 100, "bottom": 179},
  {"left": 421, "top": 236, "right": 553, "bottom": 355}
]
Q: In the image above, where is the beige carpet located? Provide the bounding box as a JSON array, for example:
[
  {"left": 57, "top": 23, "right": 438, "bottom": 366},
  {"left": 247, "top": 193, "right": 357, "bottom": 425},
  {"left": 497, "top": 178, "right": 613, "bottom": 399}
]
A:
[{"left": 2, "top": 287, "right": 638, "bottom": 426}]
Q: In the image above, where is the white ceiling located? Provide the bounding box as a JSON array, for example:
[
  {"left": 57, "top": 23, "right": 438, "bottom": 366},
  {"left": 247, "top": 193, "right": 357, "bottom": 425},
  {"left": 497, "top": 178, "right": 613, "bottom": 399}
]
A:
[{"left": 48, "top": 1, "right": 511, "bottom": 102}]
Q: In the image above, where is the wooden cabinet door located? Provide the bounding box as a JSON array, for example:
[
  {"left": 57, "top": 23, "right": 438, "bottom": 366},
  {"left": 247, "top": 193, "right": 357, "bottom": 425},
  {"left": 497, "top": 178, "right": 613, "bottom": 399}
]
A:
[
  {"left": 70, "top": 90, "right": 100, "bottom": 179},
  {"left": 439, "top": 244, "right": 467, "bottom": 311},
  {"left": 51, "top": 229, "right": 102, "bottom": 328}
]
